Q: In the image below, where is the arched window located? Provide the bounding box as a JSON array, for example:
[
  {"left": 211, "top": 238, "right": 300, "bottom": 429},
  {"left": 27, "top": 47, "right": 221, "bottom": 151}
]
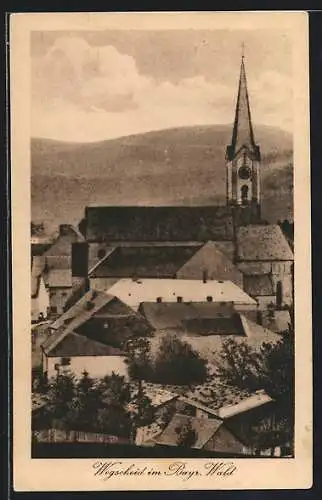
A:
[{"left": 241, "top": 184, "right": 249, "bottom": 205}]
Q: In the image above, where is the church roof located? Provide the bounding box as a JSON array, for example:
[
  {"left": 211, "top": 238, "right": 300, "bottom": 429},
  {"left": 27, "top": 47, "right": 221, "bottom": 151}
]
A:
[
  {"left": 236, "top": 225, "right": 293, "bottom": 261},
  {"left": 226, "top": 56, "right": 260, "bottom": 161},
  {"left": 88, "top": 244, "right": 203, "bottom": 278},
  {"left": 81, "top": 205, "right": 234, "bottom": 243}
]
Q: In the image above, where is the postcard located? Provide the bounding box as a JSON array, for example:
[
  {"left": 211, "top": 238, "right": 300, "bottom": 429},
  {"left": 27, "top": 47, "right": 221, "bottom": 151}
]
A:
[{"left": 10, "top": 11, "right": 312, "bottom": 491}]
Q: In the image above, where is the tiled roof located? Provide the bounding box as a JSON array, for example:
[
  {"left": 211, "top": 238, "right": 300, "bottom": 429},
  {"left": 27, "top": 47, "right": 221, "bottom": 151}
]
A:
[
  {"left": 156, "top": 414, "right": 223, "bottom": 449},
  {"left": 177, "top": 241, "right": 243, "bottom": 287},
  {"left": 139, "top": 302, "right": 244, "bottom": 335},
  {"left": 45, "top": 331, "right": 126, "bottom": 357},
  {"left": 236, "top": 225, "right": 293, "bottom": 261},
  {"left": 89, "top": 245, "right": 202, "bottom": 279},
  {"left": 84, "top": 206, "right": 234, "bottom": 243},
  {"left": 243, "top": 274, "right": 274, "bottom": 296},
  {"left": 108, "top": 278, "right": 256, "bottom": 311},
  {"left": 44, "top": 226, "right": 83, "bottom": 257},
  {"left": 50, "top": 289, "right": 114, "bottom": 331},
  {"left": 46, "top": 269, "right": 72, "bottom": 288},
  {"left": 149, "top": 319, "right": 282, "bottom": 369},
  {"left": 217, "top": 390, "right": 274, "bottom": 419},
  {"left": 136, "top": 382, "right": 179, "bottom": 408}
]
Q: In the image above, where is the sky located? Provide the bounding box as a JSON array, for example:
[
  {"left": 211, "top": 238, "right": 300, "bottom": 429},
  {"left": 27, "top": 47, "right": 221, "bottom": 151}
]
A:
[{"left": 31, "top": 29, "right": 293, "bottom": 142}]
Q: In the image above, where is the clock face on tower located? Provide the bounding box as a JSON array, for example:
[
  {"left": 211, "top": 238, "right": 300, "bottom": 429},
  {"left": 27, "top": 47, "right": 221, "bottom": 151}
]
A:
[{"left": 238, "top": 165, "right": 252, "bottom": 180}]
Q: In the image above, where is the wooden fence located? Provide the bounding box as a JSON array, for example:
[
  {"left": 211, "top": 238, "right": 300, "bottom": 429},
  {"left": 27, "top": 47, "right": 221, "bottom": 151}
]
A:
[{"left": 33, "top": 429, "right": 129, "bottom": 444}]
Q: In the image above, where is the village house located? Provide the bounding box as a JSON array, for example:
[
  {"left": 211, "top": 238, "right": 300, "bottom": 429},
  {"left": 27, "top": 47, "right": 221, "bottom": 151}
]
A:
[
  {"left": 155, "top": 414, "right": 248, "bottom": 455},
  {"left": 48, "top": 288, "right": 153, "bottom": 347},
  {"left": 106, "top": 278, "right": 257, "bottom": 313},
  {"left": 39, "top": 288, "right": 154, "bottom": 380},
  {"left": 41, "top": 328, "right": 128, "bottom": 381},
  {"left": 154, "top": 388, "right": 285, "bottom": 456},
  {"left": 36, "top": 224, "right": 85, "bottom": 317}
]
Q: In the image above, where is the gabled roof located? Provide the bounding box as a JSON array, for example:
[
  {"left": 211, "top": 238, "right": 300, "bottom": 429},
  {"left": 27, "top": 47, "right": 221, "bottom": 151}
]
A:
[
  {"left": 243, "top": 274, "right": 274, "bottom": 296},
  {"left": 89, "top": 245, "right": 203, "bottom": 279},
  {"left": 44, "top": 331, "right": 126, "bottom": 357},
  {"left": 44, "top": 225, "right": 83, "bottom": 257},
  {"left": 217, "top": 390, "right": 274, "bottom": 419},
  {"left": 50, "top": 289, "right": 114, "bottom": 330},
  {"left": 236, "top": 225, "right": 293, "bottom": 261},
  {"left": 155, "top": 414, "right": 223, "bottom": 449},
  {"left": 139, "top": 302, "right": 244, "bottom": 335},
  {"left": 83, "top": 205, "right": 234, "bottom": 243},
  {"left": 176, "top": 241, "right": 243, "bottom": 286},
  {"left": 107, "top": 278, "right": 256, "bottom": 311},
  {"left": 226, "top": 56, "right": 260, "bottom": 161}
]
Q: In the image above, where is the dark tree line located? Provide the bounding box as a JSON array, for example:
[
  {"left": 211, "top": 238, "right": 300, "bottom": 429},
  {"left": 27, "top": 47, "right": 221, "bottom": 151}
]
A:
[{"left": 33, "top": 371, "right": 153, "bottom": 441}]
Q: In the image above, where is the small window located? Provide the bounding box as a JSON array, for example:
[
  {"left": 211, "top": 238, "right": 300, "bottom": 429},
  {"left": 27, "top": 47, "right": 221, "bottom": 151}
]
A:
[
  {"left": 156, "top": 297, "right": 162, "bottom": 303},
  {"left": 177, "top": 296, "right": 183, "bottom": 303},
  {"left": 207, "top": 296, "right": 213, "bottom": 302}
]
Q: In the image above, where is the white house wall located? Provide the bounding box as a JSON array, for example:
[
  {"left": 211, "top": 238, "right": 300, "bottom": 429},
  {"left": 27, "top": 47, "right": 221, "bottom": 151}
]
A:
[{"left": 45, "top": 355, "right": 129, "bottom": 380}]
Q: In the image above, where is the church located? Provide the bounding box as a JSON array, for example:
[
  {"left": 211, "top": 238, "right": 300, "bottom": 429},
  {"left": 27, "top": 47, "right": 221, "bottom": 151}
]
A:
[{"left": 73, "top": 55, "right": 294, "bottom": 312}]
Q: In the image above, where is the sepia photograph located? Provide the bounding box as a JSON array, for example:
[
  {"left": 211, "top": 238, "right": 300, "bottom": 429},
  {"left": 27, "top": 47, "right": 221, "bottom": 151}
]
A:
[{"left": 10, "top": 11, "right": 312, "bottom": 491}]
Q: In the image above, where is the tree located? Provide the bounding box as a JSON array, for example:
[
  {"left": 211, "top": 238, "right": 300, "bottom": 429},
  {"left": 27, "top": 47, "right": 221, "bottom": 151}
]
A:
[
  {"left": 217, "top": 338, "right": 262, "bottom": 390},
  {"left": 44, "top": 372, "right": 76, "bottom": 430},
  {"left": 126, "top": 337, "right": 153, "bottom": 382},
  {"left": 152, "top": 334, "right": 208, "bottom": 385},
  {"left": 217, "top": 329, "right": 294, "bottom": 454},
  {"left": 67, "top": 370, "right": 103, "bottom": 431},
  {"left": 176, "top": 420, "right": 197, "bottom": 448},
  {"left": 95, "top": 373, "right": 132, "bottom": 437}
]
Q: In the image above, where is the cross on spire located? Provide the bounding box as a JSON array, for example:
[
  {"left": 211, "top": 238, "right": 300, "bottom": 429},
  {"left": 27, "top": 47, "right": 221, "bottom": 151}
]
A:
[{"left": 241, "top": 42, "right": 245, "bottom": 60}]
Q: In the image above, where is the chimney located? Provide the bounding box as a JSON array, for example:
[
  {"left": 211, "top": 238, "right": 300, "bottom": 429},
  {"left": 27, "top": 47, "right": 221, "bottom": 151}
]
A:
[
  {"left": 207, "top": 296, "right": 213, "bottom": 302},
  {"left": 156, "top": 297, "right": 162, "bottom": 303},
  {"left": 177, "top": 296, "right": 183, "bottom": 303},
  {"left": 72, "top": 242, "right": 89, "bottom": 278},
  {"left": 203, "top": 270, "right": 208, "bottom": 283},
  {"left": 59, "top": 224, "right": 72, "bottom": 236}
]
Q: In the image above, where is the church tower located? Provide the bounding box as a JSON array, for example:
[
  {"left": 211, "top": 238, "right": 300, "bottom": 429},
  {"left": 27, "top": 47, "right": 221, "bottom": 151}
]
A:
[{"left": 226, "top": 51, "right": 261, "bottom": 223}]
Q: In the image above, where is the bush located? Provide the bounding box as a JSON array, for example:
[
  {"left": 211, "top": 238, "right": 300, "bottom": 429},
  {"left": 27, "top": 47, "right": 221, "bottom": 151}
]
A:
[
  {"left": 127, "top": 334, "right": 208, "bottom": 386},
  {"left": 152, "top": 334, "right": 208, "bottom": 385}
]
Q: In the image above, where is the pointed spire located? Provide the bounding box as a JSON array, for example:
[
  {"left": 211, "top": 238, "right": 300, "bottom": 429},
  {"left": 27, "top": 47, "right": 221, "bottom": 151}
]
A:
[{"left": 226, "top": 50, "right": 260, "bottom": 161}]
